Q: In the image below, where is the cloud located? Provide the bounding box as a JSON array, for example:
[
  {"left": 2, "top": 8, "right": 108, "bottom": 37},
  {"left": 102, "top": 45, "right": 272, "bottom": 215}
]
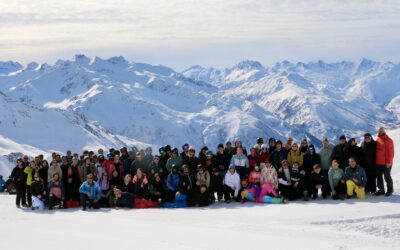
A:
[{"left": 0, "top": 0, "right": 399, "bottom": 69}]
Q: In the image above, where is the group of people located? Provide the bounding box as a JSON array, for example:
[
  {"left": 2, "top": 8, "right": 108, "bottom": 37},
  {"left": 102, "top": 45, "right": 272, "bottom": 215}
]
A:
[{"left": 7, "top": 126, "right": 395, "bottom": 211}]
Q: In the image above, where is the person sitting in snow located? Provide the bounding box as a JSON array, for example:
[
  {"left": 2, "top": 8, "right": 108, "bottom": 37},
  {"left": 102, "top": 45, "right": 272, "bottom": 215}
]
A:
[{"left": 30, "top": 173, "right": 46, "bottom": 210}]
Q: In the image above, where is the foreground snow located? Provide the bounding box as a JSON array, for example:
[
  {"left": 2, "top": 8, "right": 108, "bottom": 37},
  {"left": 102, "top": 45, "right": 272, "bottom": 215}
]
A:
[{"left": 0, "top": 193, "right": 399, "bottom": 250}]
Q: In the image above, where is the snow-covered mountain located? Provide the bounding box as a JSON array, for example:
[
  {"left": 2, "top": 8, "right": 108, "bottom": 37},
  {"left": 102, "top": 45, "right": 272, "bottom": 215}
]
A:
[{"left": 0, "top": 55, "right": 399, "bottom": 174}]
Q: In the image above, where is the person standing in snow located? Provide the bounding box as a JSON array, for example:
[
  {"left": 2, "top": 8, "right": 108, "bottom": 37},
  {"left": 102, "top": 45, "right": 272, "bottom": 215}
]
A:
[
  {"left": 374, "top": 127, "right": 395, "bottom": 197},
  {"left": 360, "top": 133, "right": 377, "bottom": 194},
  {"left": 269, "top": 140, "right": 287, "bottom": 170},
  {"left": 11, "top": 159, "right": 27, "bottom": 208},
  {"left": 166, "top": 148, "right": 184, "bottom": 173},
  {"left": 330, "top": 135, "right": 348, "bottom": 170},
  {"left": 287, "top": 143, "right": 304, "bottom": 168},
  {"left": 230, "top": 148, "right": 249, "bottom": 180},
  {"left": 319, "top": 138, "right": 333, "bottom": 173}
]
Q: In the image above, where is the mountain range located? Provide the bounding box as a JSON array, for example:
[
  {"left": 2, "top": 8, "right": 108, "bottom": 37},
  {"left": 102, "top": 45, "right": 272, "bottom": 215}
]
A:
[{"left": 1, "top": 55, "right": 399, "bottom": 174}]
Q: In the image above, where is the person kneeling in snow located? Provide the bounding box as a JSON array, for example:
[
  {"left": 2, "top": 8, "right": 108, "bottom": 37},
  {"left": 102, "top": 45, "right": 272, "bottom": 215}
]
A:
[
  {"left": 79, "top": 173, "right": 102, "bottom": 210},
  {"left": 344, "top": 157, "right": 367, "bottom": 200},
  {"left": 189, "top": 184, "right": 210, "bottom": 207},
  {"left": 223, "top": 164, "right": 241, "bottom": 203},
  {"left": 48, "top": 173, "right": 65, "bottom": 210},
  {"left": 31, "top": 173, "right": 46, "bottom": 210}
]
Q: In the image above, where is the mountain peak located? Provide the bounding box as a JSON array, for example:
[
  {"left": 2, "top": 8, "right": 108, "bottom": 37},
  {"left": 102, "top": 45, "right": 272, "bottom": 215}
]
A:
[
  {"left": 74, "top": 54, "right": 91, "bottom": 65},
  {"left": 107, "top": 56, "right": 129, "bottom": 66},
  {"left": 233, "top": 60, "right": 264, "bottom": 70}
]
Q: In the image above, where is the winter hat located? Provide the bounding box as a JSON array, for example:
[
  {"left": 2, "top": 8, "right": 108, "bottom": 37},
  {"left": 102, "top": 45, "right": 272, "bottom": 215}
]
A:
[
  {"left": 309, "top": 145, "right": 315, "bottom": 151},
  {"left": 229, "top": 163, "right": 235, "bottom": 169},
  {"left": 217, "top": 143, "right": 224, "bottom": 149},
  {"left": 107, "top": 153, "right": 114, "bottom": 159},
  {"left": 254, "top": 166, "right": 260, "bottom": 170},
  {"left": 158, "top": 147, "right": 165, "bottom": 154},
  {"left": 188, "top": 146, "right": 196, "bottom": 152},
  {"left": 269, "top": 137, "right": 276, "bottom": 143},
  {"left": 364, "top": 133, "right": 372, "bottom": 137},
  {"left": 226, "top": 141, "right": 232, "bottom": 146},
  {"left": 339, "top": 135, "right": 346, "bottom": 140},
  {"left": 206, "top": 150, "right": 213, "bottom": 157},
  {"left": 275, "top": 140, "right": 283, "bottom": 146},
  {"left": 182, "top": 143, "right": 189, "bottom": 150}
]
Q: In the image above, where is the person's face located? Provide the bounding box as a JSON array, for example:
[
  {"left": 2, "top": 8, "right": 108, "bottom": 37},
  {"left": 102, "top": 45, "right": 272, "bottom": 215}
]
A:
[
  {"left": 229, "top": 168, "right": 235, "bottom": 174},
  {"left": 87, "top": 176, "right": 93, "bottom": 184},
  {"left": 269, "top": 141, "right": 275, "bottom": 147},
  {"left": 17, "top": 160, "right": 23, "bottom": 166},
  {"left": 301, "top": 140, "right": 308, "bottom": 147},
  {"left": 155, "top": 175, "right": 161, "bottom": 182},
  {"left": 53, "top": 175, "right": 59, "bottom": 181},
  {"left": 349, "top": 159, "right": 356, "bottom": 168},
  {"left": 291, "top": 144, "right": 298, "bottom": 151},
  {"left": 200, "top": 187, "right": 207, "bottom": 194},
  {"left": 323, "top": 140, "right": 329, "bottom": 148},
  {"left": 113, "top": 171, "right": 118, "bottom": 177},
  {"left": 314, "top": 168, "right": 321, "bottom": 174},
  {"left": 136, "top": 154, "right": 142, "bottom": 160},
  {"left": 339, "top": 139, "right": 346, "bottom": 145},
  {"left": 332, "top": 161, "right": 339, "bottom": 168},
  {"left": 364, "top": 136, "right": 371, "bottom": 142},
  {"left": 154, "top": 157, "right": 160, "bottom": 163},
  {"left": 226, "top": 144, "right": 232, "bottom": 149},
  {"left": 34, "top": 176, "right": 40, "bottom": 181},
  {"left": 218, "top": 147, "right": 224, "bottom": 153},
  {"left": 250, "top": 148, "right": 256, "bottom": 155},
  {"left": 67, "top": 178, "right": 73, "bottom": 183},
  {"left": 125, "top": 176, "right": 132, "bottom": 183},
  {"left": 276, "top": 144, "right": 282, "bottom": 150},
  {"left": 189, "top": 150, "right": 195, "bottom": 157},
  {"left": 198, "top": 168, "right": 204, "bottom": 173},
  {"left": 378, "top": 127, "right": 385, "bottom": 136},
  {"left": 137, "top": 169, "right": 142, "bottom": 176},
  {"left": 292, "top": 164, "right": 299, "bottom": 171},
  {"left": 183, "top": 169, "right": 189, "bottom": 175},
  {"left": 85, "top": 159, "right": 91, "bottom": 165},
  {"left": 103, "top": 173, "right": 108, "bottom": 179}
]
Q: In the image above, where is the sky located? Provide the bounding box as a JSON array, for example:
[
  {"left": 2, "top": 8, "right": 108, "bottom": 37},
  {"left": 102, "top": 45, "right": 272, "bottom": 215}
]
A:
[{"left": 0, "top": 0, "right": 400, "bottom": 71}]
